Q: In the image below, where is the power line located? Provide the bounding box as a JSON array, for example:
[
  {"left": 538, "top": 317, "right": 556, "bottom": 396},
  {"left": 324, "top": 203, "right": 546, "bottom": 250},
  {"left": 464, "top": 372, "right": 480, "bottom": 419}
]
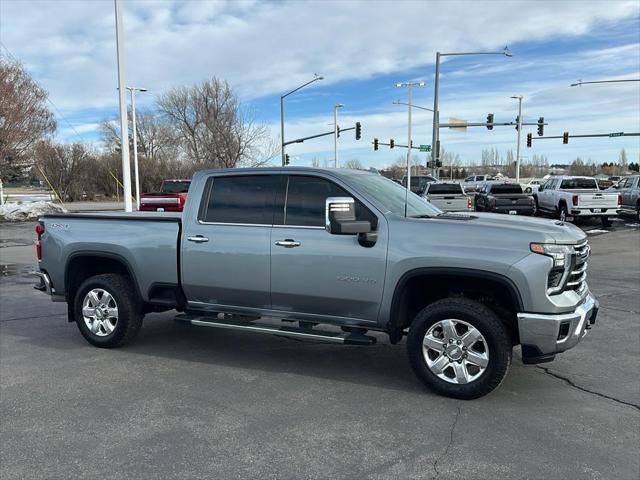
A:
[{"left": 0, "top": 41, "right": 90, "bottom": 144}]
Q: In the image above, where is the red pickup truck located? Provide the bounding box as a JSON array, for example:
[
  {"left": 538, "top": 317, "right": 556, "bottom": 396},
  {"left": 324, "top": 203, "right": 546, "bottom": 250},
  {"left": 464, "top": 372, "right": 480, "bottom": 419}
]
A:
[{"left": 139, "top": 179, "right": 191, "bottom": 212}]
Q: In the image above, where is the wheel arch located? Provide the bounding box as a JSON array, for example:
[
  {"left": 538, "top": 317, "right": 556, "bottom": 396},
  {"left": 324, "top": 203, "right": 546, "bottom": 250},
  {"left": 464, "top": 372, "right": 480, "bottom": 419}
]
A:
[{"left": 387, "top": 267, "right": 524, "bottom": 344}]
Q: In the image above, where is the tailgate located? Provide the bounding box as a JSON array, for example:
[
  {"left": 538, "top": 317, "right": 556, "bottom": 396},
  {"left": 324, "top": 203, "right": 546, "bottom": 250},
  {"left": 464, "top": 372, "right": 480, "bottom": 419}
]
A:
[
  {"left": 578, "top": 192, "right": 618, "bottom": 208},
  {"left": 428, "top": 195, "right": 468, "bottom": 210},
  {"left": 494, "top": 195, "right": 531, "bottom": 207}
]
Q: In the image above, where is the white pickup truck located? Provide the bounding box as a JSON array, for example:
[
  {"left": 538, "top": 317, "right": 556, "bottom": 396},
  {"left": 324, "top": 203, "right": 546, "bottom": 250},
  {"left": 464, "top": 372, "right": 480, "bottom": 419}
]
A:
[{"left": 534, "top": 176, "right": 620, "bottom": 227}]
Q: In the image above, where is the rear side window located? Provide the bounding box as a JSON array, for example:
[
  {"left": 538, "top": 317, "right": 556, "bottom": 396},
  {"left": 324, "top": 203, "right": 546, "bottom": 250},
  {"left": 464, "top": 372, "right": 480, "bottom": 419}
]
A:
[
  {"left": 427, "top": 184, "right": 463, "bottom": 194},
  {"left": 560, "top": 178, "right": 598, "bottom": 190},
  {"left": 202, "top": 175, "right": 279, "bottom": 224},
  {"left": 284, "top": 175, "right": 376, "bottom": 228},
  {"left": 489, "top": 184, "right": 523, "bottom": 194}
]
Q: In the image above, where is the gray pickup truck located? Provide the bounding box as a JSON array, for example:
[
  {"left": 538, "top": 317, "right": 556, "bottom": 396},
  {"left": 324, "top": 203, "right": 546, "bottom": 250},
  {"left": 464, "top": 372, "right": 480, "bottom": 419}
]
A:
[{"left": 34, "top": 167, "right": 598, "bottom": 399}]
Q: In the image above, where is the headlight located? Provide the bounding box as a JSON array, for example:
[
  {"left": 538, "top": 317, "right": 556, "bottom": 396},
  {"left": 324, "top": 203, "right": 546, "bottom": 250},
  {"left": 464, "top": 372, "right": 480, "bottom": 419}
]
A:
[
  {"left": 530, "top": 243, "right": 572, "bottom": 268},
  {"left": 531, "top": 243, "right": 576, "bottom": 295}
]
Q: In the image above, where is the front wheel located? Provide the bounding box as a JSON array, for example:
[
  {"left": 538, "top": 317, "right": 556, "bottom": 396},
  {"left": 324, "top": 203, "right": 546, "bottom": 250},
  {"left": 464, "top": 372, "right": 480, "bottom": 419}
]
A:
[
  {"left": 407, "top": 298, "right": 512, "bottom": 399},
  {"left": 74, "top": 273, "right": 143, "bottom": 348}
]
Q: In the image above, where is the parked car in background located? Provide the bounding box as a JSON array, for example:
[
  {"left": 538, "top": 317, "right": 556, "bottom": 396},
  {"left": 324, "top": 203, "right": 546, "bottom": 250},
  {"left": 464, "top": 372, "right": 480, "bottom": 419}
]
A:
[
  {"left": 534, "top": 176, "right": 619, "bottom": 227},
  {"left": 523, "top": 179, "right": 543, "bottom": 193},
  {"left": 462, "top": 175, "right": 495, "bottom": 192},
  {"left": 139, "top": 179, "right": 191, "bottom": 212},
  {"left": 401, "top": 175, "right": 436, "bottom": 194},
  {"left": 474, "top": 182, "right": 535, "bottom": 215},
  {"left": 608, "top": 175, "right": 639, "bottom": 220},
  {"left": 422, "top": 182, "right": 473, "bottom": 212}
]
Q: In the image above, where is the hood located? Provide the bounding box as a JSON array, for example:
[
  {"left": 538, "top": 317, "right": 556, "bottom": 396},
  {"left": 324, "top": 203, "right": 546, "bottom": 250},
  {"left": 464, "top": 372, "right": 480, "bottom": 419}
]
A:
[{"left": 433, "top": 212, "right": 586, "bottom": 244}]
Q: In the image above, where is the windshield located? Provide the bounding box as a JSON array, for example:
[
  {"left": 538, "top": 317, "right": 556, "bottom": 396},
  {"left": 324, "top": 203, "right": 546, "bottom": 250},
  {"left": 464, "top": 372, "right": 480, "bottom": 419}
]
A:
[
  {"left": 344, "top": 173, "right": 442, "bottom": 217},
  {"left": 427, "top": 183, "right": 463, "bottom": 194},
  {"left": 560, "top": 178, "right": 598, "bottom": 190},
  {"left": 161, "top": 181, "right": 191, "bottom": 193},
  {"left": 490, "top": 184, "right": 523, "bottom": 194}
]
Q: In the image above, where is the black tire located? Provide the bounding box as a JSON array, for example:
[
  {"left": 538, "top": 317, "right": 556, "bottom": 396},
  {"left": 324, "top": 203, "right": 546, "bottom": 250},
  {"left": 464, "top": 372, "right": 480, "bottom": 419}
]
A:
[
  {"left": 407, "top": 298, "right": 512, "bottom": 400},
  {"left": 601, "top": 216, "right": 611, "bottom": 228},
  {"left": 533, "top": 196, "right": 540, "bottom": 216},
  {"left": 558, "top": 203, "right": 569, "bottom": 222},
  {"left": 74, "top": 273, "right": 143, "bottom": 348}
]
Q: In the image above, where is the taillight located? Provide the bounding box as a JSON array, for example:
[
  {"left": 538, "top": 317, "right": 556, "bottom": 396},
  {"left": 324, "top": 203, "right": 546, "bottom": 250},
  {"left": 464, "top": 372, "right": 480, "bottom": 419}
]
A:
[
  {"left": 467, "top": 197, "right": 473, "bottom": 210},
  {"left": 35, "top": 223, "right": 45, "bottom": 261},
  {"left": 572, "top": 195, "right": 578, "bottom": 206},
  {"left": 618, "top": 194, "right": 622, "bottom": 206}
]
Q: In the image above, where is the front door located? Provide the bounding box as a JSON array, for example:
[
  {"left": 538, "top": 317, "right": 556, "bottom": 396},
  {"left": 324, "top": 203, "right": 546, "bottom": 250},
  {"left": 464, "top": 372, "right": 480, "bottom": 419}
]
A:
[
  {"left": 270, "top": 174, "right": 387, "bottom": 322},
  {"left": 181, "top": 174, "right": 282, "bottom": 310}
]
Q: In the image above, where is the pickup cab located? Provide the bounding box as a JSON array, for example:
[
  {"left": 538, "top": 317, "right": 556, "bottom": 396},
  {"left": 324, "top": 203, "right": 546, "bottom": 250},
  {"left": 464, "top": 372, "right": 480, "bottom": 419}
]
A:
[
  {"left": 139, "top": 179, "right": 191, "bottom": 212},
  {"left": 422, "top": 182, "right": 472, "bottom": 212},
  {"left": 462, "top": 174, "right": 495, "bottom": 193},
  {"left": 401, "top": 175, "right": 437, "bottom": 194},
  {"left": 535, "top": 176, "right": 619, "bottom": 227},
  {"left": 34, "top": 167, "right": 598, "bottom": 400},
  {"left": 608, "top": 175, "right": 639, "bottom": 220}
]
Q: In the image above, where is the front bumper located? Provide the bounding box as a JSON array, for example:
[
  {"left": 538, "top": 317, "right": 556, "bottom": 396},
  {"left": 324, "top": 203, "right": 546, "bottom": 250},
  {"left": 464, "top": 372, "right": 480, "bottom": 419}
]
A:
[{"left": 517, "top": 293, "right": 598, "bottom": 364}]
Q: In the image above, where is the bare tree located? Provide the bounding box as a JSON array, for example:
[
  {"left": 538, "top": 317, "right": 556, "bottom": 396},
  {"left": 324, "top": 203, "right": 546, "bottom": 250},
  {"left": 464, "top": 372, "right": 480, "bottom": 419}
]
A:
[
  {"left": 0, "top": 56, "right": 56, "bottom": 180},
  {"left": 344, "top": 159, "right": 363, "bottom": 170},
  {"left": 34, "top": 141, "right": 94, "bottom": 201},
  {"left": 158, "top": 77, "right": 276, "bottom": 169}
]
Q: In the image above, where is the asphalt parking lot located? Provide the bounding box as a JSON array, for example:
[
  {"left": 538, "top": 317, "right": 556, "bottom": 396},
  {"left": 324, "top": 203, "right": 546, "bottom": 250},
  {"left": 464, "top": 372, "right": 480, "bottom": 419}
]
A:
[{"left": 1, "top": 217, "right": 639, "bottom": 480}]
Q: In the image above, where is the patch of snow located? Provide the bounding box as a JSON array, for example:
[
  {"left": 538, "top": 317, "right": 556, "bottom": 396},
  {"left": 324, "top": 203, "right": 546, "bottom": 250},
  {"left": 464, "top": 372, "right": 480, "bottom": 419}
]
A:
[
  {"left": 0, "top": 202, "right": 67, "bottom": 222},
  {"left": 610, "top": 217, "right": 624, "bottom": 222},
  {"left": 586, "top": 229, "right": 609, "bottom": 234},
  {"left": 626, "top": 223, "right": 640, "bottom": 228}
]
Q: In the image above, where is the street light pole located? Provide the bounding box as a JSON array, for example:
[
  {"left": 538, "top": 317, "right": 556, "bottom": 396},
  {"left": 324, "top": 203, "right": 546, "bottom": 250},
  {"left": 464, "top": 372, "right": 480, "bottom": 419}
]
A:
[
  {"left": 333, "top": 103, "right": 343, "bottom": 168},
  {"left": 397, "top": 81, "right": 426, "bottom": 191},
  {"left": 127, "top": 86, "right": 147, "bottom": 209},
  {"left": 511, "top": 95, "right": 523, "bottom": 183},
  {"left": 114, "top": 0, "right": 132, "bottom": 212},
  {"left": 280, "top": 74, "right": 324, "bottom": 166},
  {"left": 431, "top": 48, "right": 512, "bottom": 175}
]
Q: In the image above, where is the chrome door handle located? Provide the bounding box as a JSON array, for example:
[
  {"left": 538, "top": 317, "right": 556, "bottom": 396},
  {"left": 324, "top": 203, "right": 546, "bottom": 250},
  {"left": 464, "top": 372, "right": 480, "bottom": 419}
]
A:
[
  {"left": 187, "top": 235, "right": 209, "bottom": 243},
  {"left": 275, "top": 239, "right": 301, "bottom": 248}
]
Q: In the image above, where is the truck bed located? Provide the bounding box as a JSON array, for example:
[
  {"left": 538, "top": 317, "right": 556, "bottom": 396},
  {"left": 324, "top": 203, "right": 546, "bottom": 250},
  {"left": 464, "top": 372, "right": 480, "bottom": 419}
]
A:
[{"left": 38, "top": 213, "right": 181, "bottom": 302}]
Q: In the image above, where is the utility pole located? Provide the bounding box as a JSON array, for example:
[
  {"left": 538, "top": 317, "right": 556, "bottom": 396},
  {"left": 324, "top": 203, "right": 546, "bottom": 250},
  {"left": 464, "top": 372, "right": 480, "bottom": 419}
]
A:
[
  {"left": 127, "top": 86, "right": 147, "bottom": 209},
  {"left": 334, "top": 103, "right": 343, "bottom": 168},
  {"left": 114, "top": 0, "right": 132, "bottom": 212},
  {"left": 511, "top": 95, "right": 523, "bottom": 183}
]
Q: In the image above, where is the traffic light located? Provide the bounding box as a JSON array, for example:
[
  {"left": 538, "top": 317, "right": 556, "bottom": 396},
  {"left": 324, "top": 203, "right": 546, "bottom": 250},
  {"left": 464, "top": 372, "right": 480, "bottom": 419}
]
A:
[
  {"left": 526, "top": 133, "right": 532, "bottom": 148},
  {"left": 373, "top": 138, "right": 379, "bottom": 151},
  {"left": 426, "top": 161, "right": 432, "bottom": 168},
  {"left": 486, "top": 113, "right": 494, "bottom": 130},
  {"left": 355, "top": 122, "right": 361, "bottom": 140},
  {"left": 436, "top": 160, "right": 442, "bottom": 168},
  {"left": 389, "top": 139, "right": 395, "bottom": 149},
  {"left": 515, "top": 116, "right": 520, "bottom": 131},
  {"left": 537, "top": 117, "right": 544, "bottom": 137},
  {"left": 284, "top": 154, "right": 290, "bottom": 165},
  {"left": 563, "top": 132, "right": 569, "bottom": 144}
]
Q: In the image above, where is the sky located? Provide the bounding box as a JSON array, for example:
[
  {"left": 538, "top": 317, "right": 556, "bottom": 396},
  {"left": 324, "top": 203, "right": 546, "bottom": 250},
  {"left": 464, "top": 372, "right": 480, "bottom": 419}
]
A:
[{"left": 1, "top": 0, "right": 639, "bottom": 170}]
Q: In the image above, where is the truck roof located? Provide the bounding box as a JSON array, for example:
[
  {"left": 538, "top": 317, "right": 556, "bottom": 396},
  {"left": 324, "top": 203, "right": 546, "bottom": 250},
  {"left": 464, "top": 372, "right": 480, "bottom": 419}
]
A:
[{"left": 194, "top": 166, "right": 374, "bottom": 179}]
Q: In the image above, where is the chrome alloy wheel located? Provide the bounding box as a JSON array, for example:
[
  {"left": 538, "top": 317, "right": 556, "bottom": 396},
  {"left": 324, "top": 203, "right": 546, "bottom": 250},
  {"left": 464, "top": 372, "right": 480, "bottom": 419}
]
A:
[
  {"left": 82, "top": 288, "right": 118, "bottom": 337},
  {"left": 422, "top": 319, "right": 489, "bottom": 384}
]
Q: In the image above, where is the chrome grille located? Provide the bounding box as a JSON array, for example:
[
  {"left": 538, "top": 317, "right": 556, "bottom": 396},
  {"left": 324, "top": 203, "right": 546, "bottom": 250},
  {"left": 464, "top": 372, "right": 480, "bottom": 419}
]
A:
[{"left": 566, "top": 240, "right": 590, "bottom": 291}]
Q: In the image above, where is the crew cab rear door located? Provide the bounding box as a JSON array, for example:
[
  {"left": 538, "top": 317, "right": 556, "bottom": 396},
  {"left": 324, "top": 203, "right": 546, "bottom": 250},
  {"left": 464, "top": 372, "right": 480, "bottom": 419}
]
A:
[
  {"left": 181, "top": 174, "right": 282, "bottom": 309},
  {"left": 270, "top": 174, "right": 388, "bottom": 322}
]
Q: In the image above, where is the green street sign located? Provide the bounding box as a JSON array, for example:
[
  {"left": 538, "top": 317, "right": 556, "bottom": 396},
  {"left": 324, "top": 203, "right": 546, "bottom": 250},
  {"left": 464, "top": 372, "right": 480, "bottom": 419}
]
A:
[
  {"left": 609, "top": 132, "right": 624, "bottom": 137},
  {"left": 419, "top": 144, "right": 431, "bottom": 152}
]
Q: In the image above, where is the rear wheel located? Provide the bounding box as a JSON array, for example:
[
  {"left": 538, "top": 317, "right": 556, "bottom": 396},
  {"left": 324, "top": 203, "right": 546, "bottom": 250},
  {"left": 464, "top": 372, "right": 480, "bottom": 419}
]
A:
[
  {"left": 532, "top": 197, "right": 540, "bottom": 216},
  {"left": 407, "top": 298, "right": 512, "bottom": 399},
  {"left": 601, "top": 216, "right": 611, "bottom": 228},
  {"left": 74, "top": 273, "right": 143, "bottom": 348}
]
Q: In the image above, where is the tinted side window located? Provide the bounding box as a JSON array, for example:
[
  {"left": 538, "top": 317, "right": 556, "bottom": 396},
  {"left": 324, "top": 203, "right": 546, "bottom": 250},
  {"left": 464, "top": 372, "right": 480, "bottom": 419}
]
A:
[
  {"left": 284, "top": 175, "right": 377, "bottom": 228},
  {"left": 203, "top": 175, "right": 279, "bottom": 224}
]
